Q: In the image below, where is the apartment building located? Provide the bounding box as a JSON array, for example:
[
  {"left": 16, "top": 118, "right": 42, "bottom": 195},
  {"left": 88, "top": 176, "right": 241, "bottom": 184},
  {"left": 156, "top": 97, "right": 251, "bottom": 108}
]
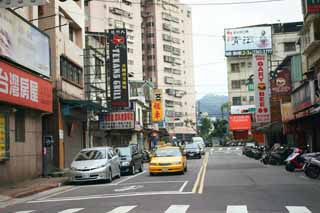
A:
[
  {"left": 227, "top": 22, "right": 302, "bottom": 107},
  {"left": 85, "top": 0, "right": 143, "bottom": 81},
  {"left": 37, "top": 1, "right": 86, "bottom": 169},
  {"left": 142, "top": 0, "right": 196, "bottom": 139}
]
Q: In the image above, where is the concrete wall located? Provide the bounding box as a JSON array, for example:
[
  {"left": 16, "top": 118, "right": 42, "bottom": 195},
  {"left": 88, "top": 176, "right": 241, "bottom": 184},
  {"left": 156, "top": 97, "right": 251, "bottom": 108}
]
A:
[{"left": 0, "top": 106, "right": 42, "bottom": 185}]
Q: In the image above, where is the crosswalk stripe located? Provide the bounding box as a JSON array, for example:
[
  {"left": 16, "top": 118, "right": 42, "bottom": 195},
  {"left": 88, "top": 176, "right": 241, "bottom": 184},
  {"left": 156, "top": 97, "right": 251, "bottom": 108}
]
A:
[
  {"left": 15, "top": 211, "right": 35, "bottom": 213},
  {"left": 286, "top": 206, "right": 312, "bottom": 213},
  {"left": 219, "top": 148, "right": 223, "bottom": 151},
  {"left": 165, "top": 205, "right": 190, "bottom": 213},
  {"left": 227, "top": 205, "right": 248, "bottom": 213},
  {"left": 58, "top": 208, "right": 84, "bottom": 213},
  {"left": 236, "top": 147, "right": 240, "bottom": 150},
  {"left": 107, "top": 206, "right": 137, "bottom": 213}
]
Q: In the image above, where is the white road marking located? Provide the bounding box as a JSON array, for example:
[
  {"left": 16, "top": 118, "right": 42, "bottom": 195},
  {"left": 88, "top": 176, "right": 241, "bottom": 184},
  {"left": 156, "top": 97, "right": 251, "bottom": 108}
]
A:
[
  {"left": 114, "top": 171, "right": 146, "bottom": 185},
  {"left": 14, "top": 211, "right": 35, "bottom": 213},
  {"left": 107, "top": 206, "right": 137, "bottom": 213},
  {"left": 114, "top": 185, "right": 144, "bottom": 192},
  {"left": 28, "top": 191, "right": 194, "bottom": 203},
  {"left": 218, "top": 148, "right": 223, "bottom": 151},
  {"left": 211, "top": 148, "right": 214, "bottom": 151},
  {"left": 286, "top": 206, "right": 312, "bottom": 213},
  {"left": 227, "top": 205, "right": 248, "bottom": 213},
  {"left": 236, "top": 147, "right": 240, "bottom": 150},
  {"left": 179, "top": 181, "right": 188, "bottom": 192},
  {"left": 165, "top": 205, "right": 190, "bottom": 213},
  {"left": 227, "top": 147, "right": 231, "bottom": 150},
  {"left": 58, "top": 208, "right": 84, "bottom": 213},
  {"left": 37, "top": 186, "right": 77, "bottom": 201},
  {"left": 120, "top": 181, "right": 186, "bottom": 185}
]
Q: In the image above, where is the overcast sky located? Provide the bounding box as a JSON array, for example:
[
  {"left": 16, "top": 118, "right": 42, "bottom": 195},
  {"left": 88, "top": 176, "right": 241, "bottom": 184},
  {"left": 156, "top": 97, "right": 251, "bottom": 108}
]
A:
[{"left": 180, "top": 0, "right": 303, "bottom": 99}]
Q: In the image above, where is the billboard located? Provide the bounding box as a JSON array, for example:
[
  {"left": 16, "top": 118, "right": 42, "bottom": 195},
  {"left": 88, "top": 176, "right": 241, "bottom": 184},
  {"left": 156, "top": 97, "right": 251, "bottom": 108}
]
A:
[
  {"left": 152, "top": 89, "right": 164, "bottom": 122},
  {"left": 0, "top": 0, "right": 49, "bottom": 8},
  {"left": 253, "top": 54, "right": 271, "bottom": 123},
  {"left": 0, "top": 61, "right": 53, "bottom": 112},
  {"left": 229, "top": 115, "right": 251, "bottom": 131},
  {"left": 306, "top": 0, "right": 320, "bottom": 14},
  {"left": 108, "top": 29, "right": 129, "bottom": 107},
  {"left": 230, "top": 105, "right": 256, "bottom": 115},
  {"left": 225, "top": 26, "right": 272, "bottom": 56},
  {"left": 271, "top": 69, "right": 292, "bottom": 97},
  {"left": 0, "top": 9, "right": 50, "bottom": 77},
  {"left": 99, "top": 111, "right": 134, "bottom": 130}
]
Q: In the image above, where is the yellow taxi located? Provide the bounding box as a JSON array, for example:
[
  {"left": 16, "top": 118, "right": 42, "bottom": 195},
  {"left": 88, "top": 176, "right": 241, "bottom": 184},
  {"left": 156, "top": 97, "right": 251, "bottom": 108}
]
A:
[{"left": 149, "top": 146, "right": 187, "bottom": 175}]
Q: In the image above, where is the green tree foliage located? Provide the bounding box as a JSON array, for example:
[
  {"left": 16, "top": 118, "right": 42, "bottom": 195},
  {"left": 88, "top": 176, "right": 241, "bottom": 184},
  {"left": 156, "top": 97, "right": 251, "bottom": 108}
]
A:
[
  {"left": 211, "top": 119, "right": 228, "bottom": 138},
  {"left": 199, "top": 117, "right": 212, "bottom": 140}
]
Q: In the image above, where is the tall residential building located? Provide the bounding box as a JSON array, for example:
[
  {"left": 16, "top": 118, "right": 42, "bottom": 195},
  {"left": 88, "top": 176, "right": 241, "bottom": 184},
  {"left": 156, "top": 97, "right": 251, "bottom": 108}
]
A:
[
  {"left": 227, "top": 22, "right": 303, "bottom": 107},
  {"left": 142, "top": 0, "right": 196, "bottom": 139},
  {"left": 85, "top": 0, "right": 143, "bottom": 81}
]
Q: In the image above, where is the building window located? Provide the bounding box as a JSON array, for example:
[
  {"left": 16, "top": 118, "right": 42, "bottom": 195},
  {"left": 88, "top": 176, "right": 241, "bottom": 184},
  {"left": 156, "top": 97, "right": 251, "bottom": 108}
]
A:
[
  {"left": 232, "top": 97, "right": 241, "bottom": 106},
  {"left": 248, "top": 62, "right": 252, "bottom": 68},
  {"left": 146, "top": 22, "right": 154, "bottom": 27},
  {"left": 231, "top": 63, "right": 240, "bottom": 72},
  {"left": 249, "top": 96, "right": 254, "bottom": 102},
  {"left": 231, "top": 80, "right": 241, "bottom": 89},
  {"left": 15, "top": 110, "right": 25, "bottom": 143},
  {"left": 94, "top": 56, "right": 103, "bottom": 79},
  {"left": 241, "top": 62, "right": 246, "bottom": 68},
  {"left": 128, "top": 60, "right": 134, "bottom": 65},
  {"left": 60, "top": 55, "right": 83, "bottom": 86},
  {"left": 284, "top": 42, "right": 296, "bottom": 52},
  {"left": 69, "top": 25, "right": 75, "bottom": 42}
]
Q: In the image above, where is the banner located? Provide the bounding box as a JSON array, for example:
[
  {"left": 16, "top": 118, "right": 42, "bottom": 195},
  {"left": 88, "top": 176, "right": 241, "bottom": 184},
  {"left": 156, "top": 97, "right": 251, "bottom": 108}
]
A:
[
  {"left": 306, "top": 0, "right": 320, "bottom": 14},
  {"left": 253, "top": 54, "right": 271, "bottom": 123},
  {"left": 225, "top": 26, "right": 272, "bottom": 56},
  {"left": 152, "top": 89, "right": 164, "bottom": 122},
  {"left": 229, "top": 115, "right": 251, "bottom": 130},
  {"left": 0, "top": 9, "right": 50, "bottom": 77},
  {"left": 0, "top": 113, "right": 7, "bottom": 160},
  {"left": 99, "top": 111, "right": 134, "bottom": 130},
  {"left": 108, "top": 29, "right": 129, "bottom": 107},
  {"left": 271, "top": 69, "right": 291, "bottom": 97},
  {"left": 0, "top": 61, "right": 53, "bottom": 112}
]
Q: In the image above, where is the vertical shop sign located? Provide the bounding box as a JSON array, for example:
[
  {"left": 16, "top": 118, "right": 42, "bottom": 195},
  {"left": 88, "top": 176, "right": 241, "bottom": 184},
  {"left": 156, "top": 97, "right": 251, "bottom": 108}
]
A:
[
  {"left": 152, "top": 89, "right": 164, "bottom": 122},
  {"left": 253, "top": 54, "right": 271, "bottom": 123}
]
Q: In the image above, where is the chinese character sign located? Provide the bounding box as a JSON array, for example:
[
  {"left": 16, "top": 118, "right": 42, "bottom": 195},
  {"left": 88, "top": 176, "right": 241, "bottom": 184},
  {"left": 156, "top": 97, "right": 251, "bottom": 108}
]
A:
[
  {"left": 306, "top": 0, "right": 320, "bottom": 14},
  {"left": 152, "top": 89, "right": 163, "bottom": 122},
  {"left": 99, "top": 112, "right": 134, "bottom": 130},
  {"left": 253, "top": 54, "right": 271, "bottom": 123},
  {"left": 108, "top": 29, "right": 129, "bottom": 107},
  {"left": 0, "top": 61, "right": 52, "bottom": 112},
  {"left": 0, "top": 113, "right": 7, "bottom": 160}
]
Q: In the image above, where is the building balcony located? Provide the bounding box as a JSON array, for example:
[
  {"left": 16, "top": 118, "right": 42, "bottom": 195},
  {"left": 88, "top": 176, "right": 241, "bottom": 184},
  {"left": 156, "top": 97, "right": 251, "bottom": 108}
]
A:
[{"left": 302, "top": 18, "right": 320, "bottom": 55}]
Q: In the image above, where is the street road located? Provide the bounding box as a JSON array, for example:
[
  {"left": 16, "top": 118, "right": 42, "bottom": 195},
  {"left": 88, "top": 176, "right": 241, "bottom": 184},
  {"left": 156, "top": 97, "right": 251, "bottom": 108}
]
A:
[{"left": 2, "top": 147, "right": 320, "bottom": 213}]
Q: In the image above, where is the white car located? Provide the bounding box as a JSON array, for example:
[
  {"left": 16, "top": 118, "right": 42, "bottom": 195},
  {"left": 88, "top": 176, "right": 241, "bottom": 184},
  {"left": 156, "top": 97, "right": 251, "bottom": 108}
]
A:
[
  {"left": 69, "top": 147, "right": 121, "bottom": 183},
  {"left": 192, "top": 137, "right": 206, "bottom": 155}
]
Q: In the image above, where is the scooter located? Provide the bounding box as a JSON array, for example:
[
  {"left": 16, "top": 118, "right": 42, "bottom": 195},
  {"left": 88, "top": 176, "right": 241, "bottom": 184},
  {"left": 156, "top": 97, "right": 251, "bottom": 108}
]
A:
[
  {"left": 262, "top": 146, "right": 293, "bottom": 165},
  {"left": 285, "top": 150, "right": 320, "bottom": 172},
  {"left": 304, "top": 156, "right": 320, "bottom": 179}
]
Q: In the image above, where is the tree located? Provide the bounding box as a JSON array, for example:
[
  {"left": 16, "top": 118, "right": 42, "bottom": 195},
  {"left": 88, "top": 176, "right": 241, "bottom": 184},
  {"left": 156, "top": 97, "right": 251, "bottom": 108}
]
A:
[
  {"left": 220, "top": 102, "right": 229, "bottom": 120},
  {"left": 199, "top": 117, "right": 212, "bottom": 140},
  {"left": 210, "top": 119, "right": 228, "bottom": 138}
]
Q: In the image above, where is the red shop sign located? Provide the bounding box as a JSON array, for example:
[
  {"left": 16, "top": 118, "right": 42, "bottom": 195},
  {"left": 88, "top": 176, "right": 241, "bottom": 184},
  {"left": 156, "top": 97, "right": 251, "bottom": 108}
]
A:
[{"left": 0, "top": 61, "right": 52, "bottom": 112}]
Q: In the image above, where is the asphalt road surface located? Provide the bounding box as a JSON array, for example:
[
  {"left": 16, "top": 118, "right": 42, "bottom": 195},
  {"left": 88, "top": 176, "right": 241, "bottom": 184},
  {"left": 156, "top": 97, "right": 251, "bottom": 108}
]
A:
[{"left": 2, "top": 147, "right": 320, "bottom": 213}]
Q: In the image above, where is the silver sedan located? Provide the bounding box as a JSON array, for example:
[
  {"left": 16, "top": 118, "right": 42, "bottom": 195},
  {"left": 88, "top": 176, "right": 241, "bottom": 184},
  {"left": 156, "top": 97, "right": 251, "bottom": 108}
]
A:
[{"left": 69, "top": 147, "right": 121, "bottom": 183}]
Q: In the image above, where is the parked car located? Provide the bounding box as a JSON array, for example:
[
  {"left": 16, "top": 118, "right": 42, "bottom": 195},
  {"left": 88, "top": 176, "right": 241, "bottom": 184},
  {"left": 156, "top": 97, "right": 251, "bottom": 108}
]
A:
[
  {"left": 242, "top": 142, "right": 256, "bottom": 155},
  {"left": 185, "top": 143, "right": 202, "bottom": 159},
  {"left": 69, "top": 147, "right": 121, "bottom": 183},
  {"left": 115, "top": 146, "right": 144, "bottom": 175},
  {"left": 204, "top": 140, "right": 213, "bottom": 147}
]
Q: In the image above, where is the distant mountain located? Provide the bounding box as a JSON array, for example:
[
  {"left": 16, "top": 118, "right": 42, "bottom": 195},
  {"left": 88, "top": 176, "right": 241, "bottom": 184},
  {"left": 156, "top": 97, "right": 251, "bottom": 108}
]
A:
[{"left": 197, "top": 94, "right": 228, "bottom": 119}]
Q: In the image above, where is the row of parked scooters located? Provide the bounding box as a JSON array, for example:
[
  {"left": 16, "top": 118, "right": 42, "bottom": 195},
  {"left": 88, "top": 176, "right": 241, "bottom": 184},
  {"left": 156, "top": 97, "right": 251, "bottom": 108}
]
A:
[{"left": 243, "top": 143, "right": 320, "bottom": 179}]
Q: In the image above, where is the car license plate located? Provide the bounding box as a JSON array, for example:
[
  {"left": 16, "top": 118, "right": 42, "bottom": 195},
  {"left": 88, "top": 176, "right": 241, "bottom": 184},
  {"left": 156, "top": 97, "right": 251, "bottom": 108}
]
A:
[
  {"left": 162, "top": 168, "right": 168, "bottom": 172},
  {"left": 83, "top": 173, "right": 90, "bottom": 178}
]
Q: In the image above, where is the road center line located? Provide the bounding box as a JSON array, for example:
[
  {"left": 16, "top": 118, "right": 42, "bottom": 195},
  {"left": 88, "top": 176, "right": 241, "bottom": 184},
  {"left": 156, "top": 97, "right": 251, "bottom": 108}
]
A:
[
  {"left": 179, "top": 181, "right": 188, "bottom": 192},
  {"left": 192, "top": 158, "right": 205, "bottom": 193},
  {"left": 198, "top": 153, "right": 209, "bottom": 194}
]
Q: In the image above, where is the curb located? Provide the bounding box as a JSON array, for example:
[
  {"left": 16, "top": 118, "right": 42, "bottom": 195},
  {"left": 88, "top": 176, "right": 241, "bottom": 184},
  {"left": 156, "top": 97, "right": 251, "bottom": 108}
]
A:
[{"left": 12, "top": 181, "right": 66, "bottom": 199}]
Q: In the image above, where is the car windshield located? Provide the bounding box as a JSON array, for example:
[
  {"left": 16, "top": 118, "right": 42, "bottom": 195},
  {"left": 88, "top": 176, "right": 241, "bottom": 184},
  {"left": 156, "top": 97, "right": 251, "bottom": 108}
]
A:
[
  {"left": 186, "top": 143, "right": 198, "bottom": 149},
  {"left": 74, "top": 150, "right": 106, "bottom": 161},
  {"left": 117, "top": 147, "right": 131, "bottom": 157},
  {"left": 154, "top": 148, "right": 181, "bottom": 157}
]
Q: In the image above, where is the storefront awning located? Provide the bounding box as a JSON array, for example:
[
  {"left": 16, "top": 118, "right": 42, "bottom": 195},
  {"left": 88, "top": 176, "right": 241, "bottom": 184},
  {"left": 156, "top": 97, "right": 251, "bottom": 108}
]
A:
[{"left": 61, "top": 99, "right": 105, "bottom": 112}]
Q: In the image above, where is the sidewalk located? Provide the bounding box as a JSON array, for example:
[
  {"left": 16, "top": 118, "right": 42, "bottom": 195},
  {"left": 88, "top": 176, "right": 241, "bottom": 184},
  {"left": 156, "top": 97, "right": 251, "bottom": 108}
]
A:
[{"left": 0, "top": 176, "right": 68, "bottom": 201}]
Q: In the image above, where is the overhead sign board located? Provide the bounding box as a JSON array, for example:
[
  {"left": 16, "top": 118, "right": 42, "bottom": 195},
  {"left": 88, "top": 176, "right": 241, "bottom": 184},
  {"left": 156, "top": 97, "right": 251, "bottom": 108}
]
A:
[
  {"left": 108, "top": 28, "right": 129, "bottom": 107},
  {"left": 0, "top": 9, "right": 51, "bottom": 77},
  {"left": 225, "top": 26, "right": 272, "bottom": 56},
  {"left": 230, "top": 105, "right": 256, "bottom": 115},
  {"left": 253, "top": 54, "right": 271, "bottom": 123},
  {"left": 305, "top": 0, "right": 320, "bottom": 14},
  {"left": 229, "top": 115, "right": 251, "bottom": 131},
  {"left": 271, "top": 69, "right": 292, "bottom": 97},
  {"left": 0, "top": 61, "right": 53, "bottom": 112},
  {"left": 100, "top": 111, "right": 134, "bottom": 130},
  {"left": 152, "top": 89, "right": 164, "bottom": 122},
  {"left": 0, "top": 0, "right": 49, "bottom": 8}
]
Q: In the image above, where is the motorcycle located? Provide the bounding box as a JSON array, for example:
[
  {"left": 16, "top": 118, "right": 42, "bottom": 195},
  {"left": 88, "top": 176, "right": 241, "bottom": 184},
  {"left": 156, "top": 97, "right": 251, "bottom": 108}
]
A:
[
  {"left": 262, "top": 145, "right": 293, "bottom": 165},
  {"left": 304, "top": 155, "right": 320, "bottom": 179}
]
